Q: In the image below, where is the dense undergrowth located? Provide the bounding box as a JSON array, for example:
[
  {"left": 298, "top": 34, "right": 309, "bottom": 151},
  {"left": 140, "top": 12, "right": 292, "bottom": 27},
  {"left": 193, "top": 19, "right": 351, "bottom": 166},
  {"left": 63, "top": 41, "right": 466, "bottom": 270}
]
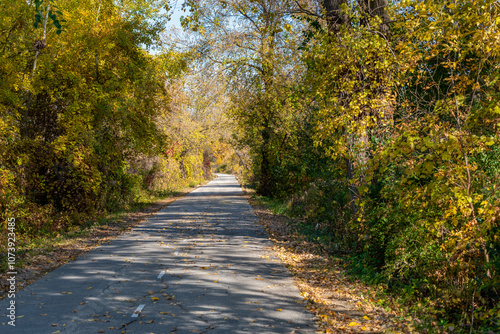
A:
[
  {"left": 0, "top": 166, "right": 210, "bottom": 273},
  {"left": 252, "top": 173, "right": 499, "bottom": 333}
]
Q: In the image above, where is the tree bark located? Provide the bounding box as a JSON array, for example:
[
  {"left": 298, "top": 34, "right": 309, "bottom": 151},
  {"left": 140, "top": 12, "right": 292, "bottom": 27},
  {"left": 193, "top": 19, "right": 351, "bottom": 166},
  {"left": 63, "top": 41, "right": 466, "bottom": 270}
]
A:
[
  {"left": 361, "top": 0, "right": 390, "bottom": 36},
  {"left": 257, "top": 7, "right": 277, "bottom": 197},
  {"left": 322, "top": 0, "right": 391, "bottom": 214},
  {"left": 32, "top": 5, "right": 50, "bottom": 78},
  {"left": 323, "top": 0, "right": 347, "bottom": 33},
  {"left": 258, "top": 124, "right": 273, "bottom": 196}
]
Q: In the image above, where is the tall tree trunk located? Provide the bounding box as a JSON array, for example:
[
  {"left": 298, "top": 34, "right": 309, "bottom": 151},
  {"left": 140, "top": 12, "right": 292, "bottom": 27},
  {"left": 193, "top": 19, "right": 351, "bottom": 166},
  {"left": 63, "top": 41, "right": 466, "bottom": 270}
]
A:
[
  {"left": 322, "top": 0, "right": 391, "bottom": 213},
  {"left": 95, "top": 1, "right": 102, "bottom": 82},
  {"left": 258, "top": 124, "right": 272, "bottom": 196},
  {"left": 32, "top": 6, "right": 50, "bottom": 78},
  {"left": 361, "top": 0, "right": 391, "bottom": 37},
  {"left": 323, "top": 0, "right": 348, "bottom": 33},
  {"left": 257, "top": 10, "right": 277, "bottom": 197},
  {"left": 322, "top": 0, "right": 362, "bottom": 210}
]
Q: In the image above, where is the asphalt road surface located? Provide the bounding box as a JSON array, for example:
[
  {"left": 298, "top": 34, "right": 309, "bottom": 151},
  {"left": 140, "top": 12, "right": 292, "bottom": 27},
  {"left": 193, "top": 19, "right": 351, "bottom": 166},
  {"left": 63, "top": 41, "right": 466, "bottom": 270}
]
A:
[{"left": 1, "top": 174, "right": 316, "bottom": 333}]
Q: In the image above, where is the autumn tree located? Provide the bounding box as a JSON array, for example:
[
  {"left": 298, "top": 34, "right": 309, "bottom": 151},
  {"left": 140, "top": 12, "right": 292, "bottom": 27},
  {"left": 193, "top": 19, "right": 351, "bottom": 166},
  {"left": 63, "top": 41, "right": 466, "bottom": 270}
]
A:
[
  {"left": 0, "top": 0, "right": 177, "bottom": 230},
  {"left": 298, "top": 0, "right": 394, "bottom": 213},
  {"left": 296, "top": 0, "right": 500, "bottom": 327},
  {"left": 182, "top": 0, "right": 306, "bottom": 195}
]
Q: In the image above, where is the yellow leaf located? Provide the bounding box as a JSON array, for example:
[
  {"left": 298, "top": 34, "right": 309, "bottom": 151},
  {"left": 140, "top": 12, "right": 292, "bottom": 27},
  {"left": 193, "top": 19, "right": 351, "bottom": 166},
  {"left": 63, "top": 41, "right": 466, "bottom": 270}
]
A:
[
  {"left": 348, "top": 322, "right": 361, "bottom": 326},
  {"left": 363, "top": 315, "right": 370, "bottom": 320},
  {"left": 151, "top": 297, "right": 159, "bottom": 301}
]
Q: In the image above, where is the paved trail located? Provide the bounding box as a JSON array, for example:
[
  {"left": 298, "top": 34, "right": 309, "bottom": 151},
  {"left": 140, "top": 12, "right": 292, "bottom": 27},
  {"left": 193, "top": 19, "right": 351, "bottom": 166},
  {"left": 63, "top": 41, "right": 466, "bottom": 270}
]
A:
[{"left": 1, "top": 174, "right": 316, "bottom": 333}]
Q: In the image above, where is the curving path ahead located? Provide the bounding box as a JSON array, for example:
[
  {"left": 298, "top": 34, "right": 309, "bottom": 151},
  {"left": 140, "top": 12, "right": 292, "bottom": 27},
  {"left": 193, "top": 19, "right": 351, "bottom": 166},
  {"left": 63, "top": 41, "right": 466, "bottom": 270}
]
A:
[{"left": 1, "top": 174, "right": 316, "bottom": 333}]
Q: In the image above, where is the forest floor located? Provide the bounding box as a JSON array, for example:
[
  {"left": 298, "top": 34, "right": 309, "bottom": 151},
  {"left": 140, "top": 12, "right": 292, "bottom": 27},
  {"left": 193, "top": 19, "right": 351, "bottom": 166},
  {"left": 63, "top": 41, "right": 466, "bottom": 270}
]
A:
[{"left": 243, "top": 187, "right": 418, "bottom": 333}]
